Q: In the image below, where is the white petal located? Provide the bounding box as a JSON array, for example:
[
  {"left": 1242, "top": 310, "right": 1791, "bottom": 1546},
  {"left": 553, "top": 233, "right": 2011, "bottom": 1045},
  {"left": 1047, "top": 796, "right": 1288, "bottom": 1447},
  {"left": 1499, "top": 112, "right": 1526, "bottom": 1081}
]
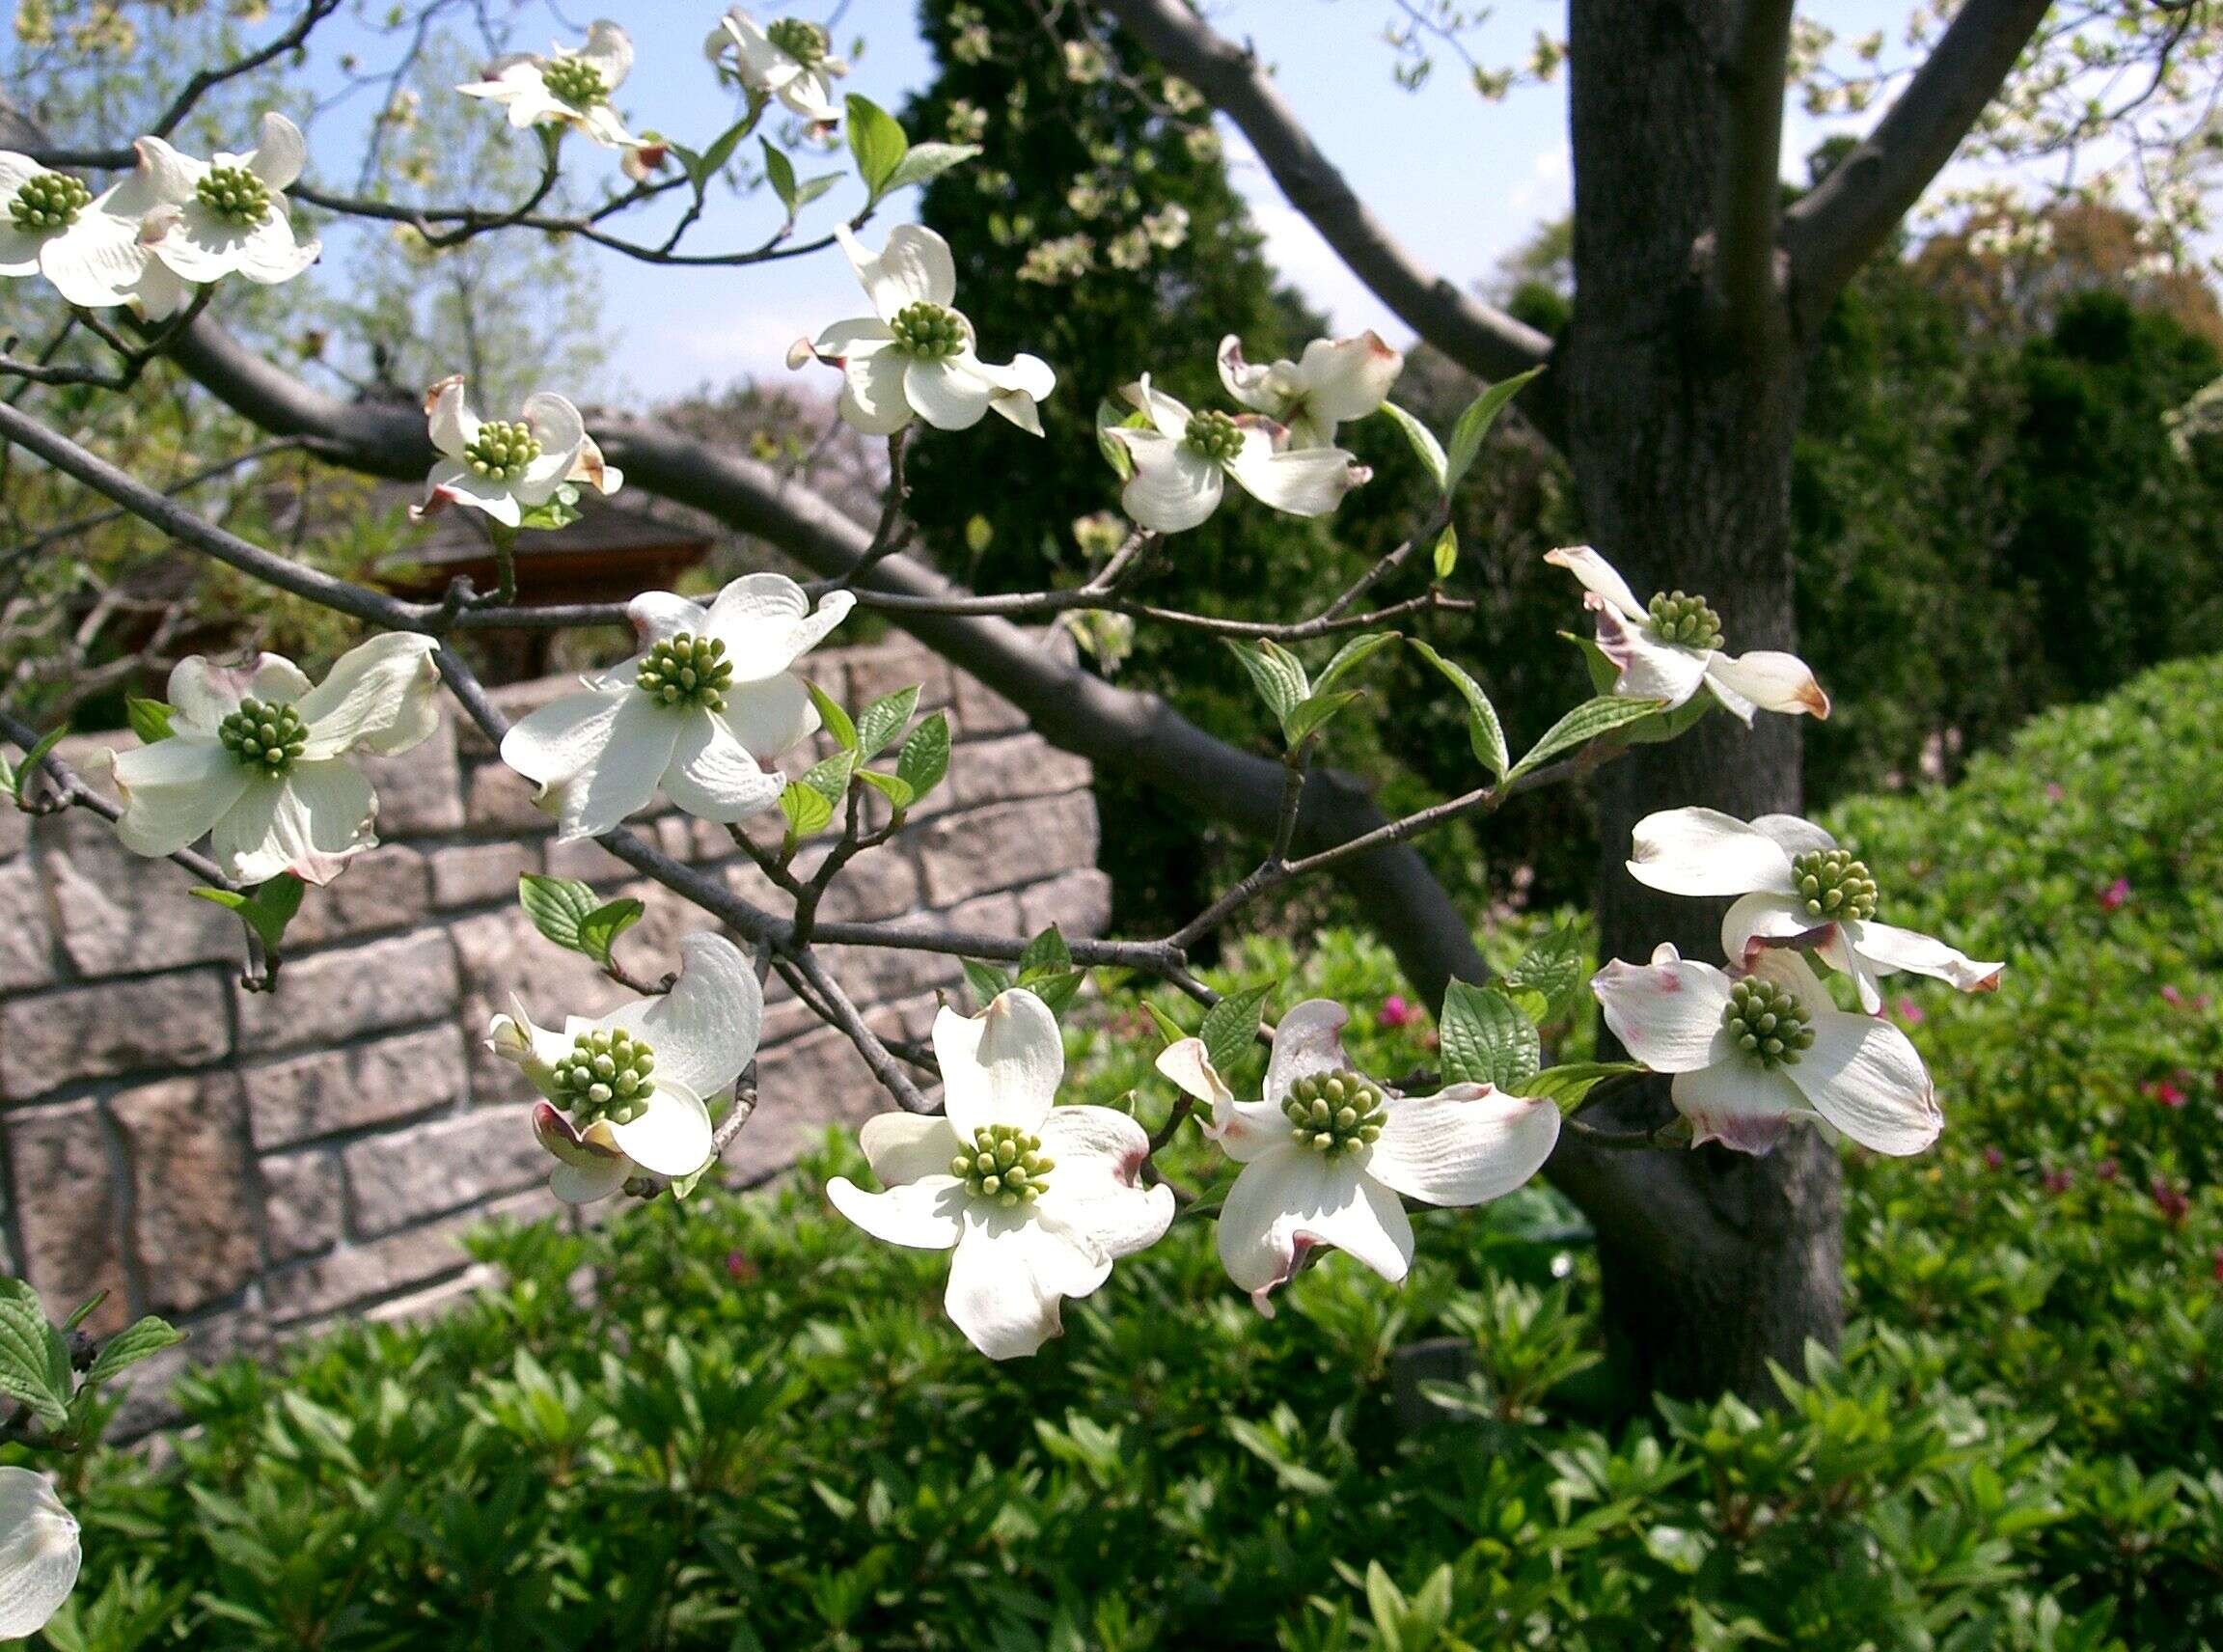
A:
[
  {"left": 1114, "top": 429, "right": 1223, "bottom": 533},
  {"left": 1785, "top": 1004, "right": 1941, "bottom": 1156},
  {"left": 703, "top": 574, "right": 854, "bottom": 681},
  {"left": 550, "top": 692, "right": 682, "bottom": 840},
  {"left": 1154, "top": 1037, "right": 1230, "bottom": 1115},
  {"left": 1289, "top": 332, "right": 1403, "bottom": 424},
  {"left": 837, "top": 222, "right": 957, "bottom": 319},
  {"left": 166, "top": 652, "right": 297, "bottom": 732},
  {"left": 837, "top": 346, "right": 916, "bottom": 434},
  {"left": 660, "top": 707, "right": 783, "bottom": 824},
  {"left": 1703, "top": 649, "right": 1830, "bottom": 719},
  {"left": 1216, "top": 334, "right": 1275, "bottom": 411},
  {"left": 124, "top": 254, "right": 195, "bottom": 321},
  {"left": 813, "top": 316, "right": 896, "bottom": 357},
  {"left": 500, "top": 686, "right": 624, "bottom": 790},
  {"left": 1722, "top": 891, "right": 1825, "bottom": 967},
  {"left": 1263, "top": 999, "right": 1349, "bottom": 1107},
  {"left": 0, "top": 221, "right": 44, "bottom": 276},
  {"left": 934, "top": 988, "right": 1064, "bottom": 1139},
  {"left": 829, "top": 1174, "right": 967, "bottom": 1250},
  {"left": 244, "top": 112, "right": 307, "bottom": 190},
  {"left": 1590, "top": 944, "right": 1736, "bottom": 1072},
  {"left": 213, "top": 772, "right": 333, "bottom": 886},
  {"left": 1217, "top": 1144, "right": 1413, "bottom": 1314},
  {"left": 626, "top": 591, "right": 711, "bottom": 649},
  {"left": 0, "top": 155, "right": 38, "bottom": 194},
  {"left": 972, "top": 352, "right": 1056, "bottom": 433},
  {"left": 1224, "top": 435, "right": 1368, "bottom": 516},
  {"left": 944, "top": 1212, "right": 1105, "bottom": 1359},
  {"left": 283, "top": 759, "right": 378, "bottom": 877},
  {"left": 606, "top": 1085, "right": 714, "bottom": 1178},
  {"left": 611, "top": 932, "right": 762, "bottom": 1101},
  {"left": 1033, "top": 1105, "right": 1174, "bottom": 1259},
  {"left": 127, "top": 136, "right": 205, "bottom": 204},
  {"left": 1122, "top": 375, "right": 1192, "bottom": 439},
  {"left": 108, "top": 736, "right": 252, "bottom": 858},
  {"left": 419, "top": 458, "right": 523, "bottom": 527},
  {"left": 294, "top": 632, "right": 442, "bottom": 758},
  {"left": 148, "top": 203, "right": 259, "bottom": 282},
  {"left": 1588, "top": 598, "right": 1710, "bottom": 709},
  {"left": 1670, "top": 1060, "right": 1808, "bottom": 1154},
  {"left": 1211, "top": 1099, "right": 1299, "bottom": 1163},
  {"left": 721, "top": 675, "right": 818, "bottom": 762},
  {"left": 1626, "top": 807, "right": 1798, "bottom": 897},
  {"left": 1748, "top": 812, "right": 1840, "bottom": 859},
  {"left": 775, "top": 67, "right": 843, "bottom": 123},
  {"left": 35, "top": 212, "right": 149, "bottom": 307},
  {"left": 1364, "top": 1084, "right": 1560, "bottom": 1207},
  {"left": 575, "top": 19, "right": 634, "bottom": 87},
  {"left": 522, "top": 391, "right": 587, "bottom": 460},
  {"left": 859, "top": 1113, "right": 965, "bottom": 1185},
  {"left": 549, "top": 1157, "right": 631, "bottom": 1204},
  {"left": 1814, "top": 922, "right": 1885, "bottom": 1015},
  {"left": 904, "top": 356, "right": 996, "bottom": 430},
  {"left": 0, "top": 1467, "right": 81, "bottom": 1639},
  {"left": 1844, "top": 919, "right": 2003, "bottom": 1000},
  {"left": 425, "top": 375, "right": 479, "bottom": 457},
  {"left": 1543, "top": 545, "right": 1645, "bottom": 620}
]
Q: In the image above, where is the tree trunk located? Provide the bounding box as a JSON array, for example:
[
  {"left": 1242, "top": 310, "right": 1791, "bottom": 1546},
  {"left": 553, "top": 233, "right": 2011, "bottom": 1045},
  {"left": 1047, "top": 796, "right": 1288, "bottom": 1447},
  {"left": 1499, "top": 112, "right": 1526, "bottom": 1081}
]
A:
[{"left": 1550, "top": 0, "right": 1843, "bottom": 1402}]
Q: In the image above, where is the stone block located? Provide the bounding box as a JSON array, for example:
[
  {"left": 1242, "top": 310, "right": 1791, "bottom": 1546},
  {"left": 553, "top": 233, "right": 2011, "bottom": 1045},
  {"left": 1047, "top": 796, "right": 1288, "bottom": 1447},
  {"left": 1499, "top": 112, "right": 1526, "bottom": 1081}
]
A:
[
  {"left": 914, "top": 793, "right": 1099, "bottom": 907},
  {"left": 37, "top": 808, "right": 235, "bottom": 977},
  {"left": 284, "top": 845, "right": 429, "bottom": 947},
  {"left": 947, "top": 733, "right": 1092, "bottom": 811},
  {"left": 1017, "top": 868, "right": 1114, "bottom": 939},
  {"left": 355, "top": 714, "right": 463, "bottom": 833},
  {"left": 430, "top": 841, "right": 539, "bottom": 909},
  {"left": 815, "top": 937, "right": 968, "bottom": 1007},
  {"left": 0, "top": 858, "right": 55, "bottom": 991},
  {"left": 952, "top": 672, "right": 1029, "bottom": 738},
  {"left": 0, "top": 798, "right": 24, "bottom": 860},
  {"left": 464, "top": 761, "right": 554, "bottom": 833},
  {"left": 262, "top": 1189, "right": 551, "bottom": 1323},
  {"left": 343, "top": 1109, "right": 545, "bottom": 1236},
  {"left": 0, "top": 970, "right": 230, "bottom": 1100},
  {"left": 6, "top": 1100, "right": 128, "bottom": 1334},
  {"left": 109, "top": 1305, "right": 267, "bottom": 1437},
  {"left": 260, "top": 1149, "right": 343, "bottom": 1261},
  {"left": 234, "top": 929, "right": 457, "bottom": 1056},
  {"left": 545, "top": 836, "right": 633, "bottom": 885},
  {"left": 727, "top": 1026, "right": 886, "bottom": 1184},
  {"left": 846, "top": 640, "right": 953, "bottom": 713},
  {"left": 110, "top": 1074, "right": 260, "bottom": 1316},
  {"left": 795, "top": 843, "right": 920, "bottom": 923},
  {"left": 242, "top": 1024, "right": 467, "bottom": 1149}
]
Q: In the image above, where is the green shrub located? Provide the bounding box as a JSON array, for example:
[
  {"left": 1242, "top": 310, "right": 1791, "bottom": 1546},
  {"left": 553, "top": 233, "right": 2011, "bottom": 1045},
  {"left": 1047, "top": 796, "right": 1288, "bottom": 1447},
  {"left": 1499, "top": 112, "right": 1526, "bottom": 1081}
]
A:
[{"left": 21, "top": 657, "right": 2223, "bottom": 1650}]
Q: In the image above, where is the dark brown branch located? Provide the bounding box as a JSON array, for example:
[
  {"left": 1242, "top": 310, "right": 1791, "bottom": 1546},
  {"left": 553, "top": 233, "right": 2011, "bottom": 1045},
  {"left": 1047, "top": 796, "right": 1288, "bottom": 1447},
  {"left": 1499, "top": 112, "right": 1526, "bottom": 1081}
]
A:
[
  {"left": 1714, "top": 0, "right": 1796, "bottom": 357},
  {"left": 0, "top": 709, "right": 235, "bottom": 895}
]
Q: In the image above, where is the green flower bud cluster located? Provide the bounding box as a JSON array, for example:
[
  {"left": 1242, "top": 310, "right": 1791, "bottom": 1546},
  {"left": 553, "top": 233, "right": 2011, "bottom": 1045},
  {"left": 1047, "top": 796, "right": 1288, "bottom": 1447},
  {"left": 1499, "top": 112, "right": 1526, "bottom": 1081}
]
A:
[
  {"left": 463, "top": 419, "right": 542, "bottom": 482},
  {"left": 1182, "top": 408, "right": 1244, "bottom": 465},
  {"left": 889, "top": 300, "right": 968, "bottom": 359},
  {"left": 1645, "top": 590, "right": 1725, "bottom": 651},
  {"left": 10, "top": 172, "right": 92, "bottom": 233},
  {"left": 767, "top": 17, "right": 831, "bottom": 65},
  {"left": 951, "top": 1123, "right": 1055, "bottom": 1206},
  {"left": 217, "top": 698, "right": 308, "bottom": 773},
  {"left": 194, "top": 163, "right": 271, "bottom": 227},
  {"left": 1721, "top": 977, "right": 1815, "bottom": 1069},
  {"left": 1281, "top": 1068, "right": 1386, "bottom": 1155},
  {"left": 1790, "top": 848, "right": 1879, "bottom": 922},
  {"left": 541, "top": 54, "right": 610, "bottom": 110},
  {"left": 552, "top": 1027, "right": 658, "bottom": 1125},
  {"left": 635, "top": 632, "right": 734, "bottom": 711}
]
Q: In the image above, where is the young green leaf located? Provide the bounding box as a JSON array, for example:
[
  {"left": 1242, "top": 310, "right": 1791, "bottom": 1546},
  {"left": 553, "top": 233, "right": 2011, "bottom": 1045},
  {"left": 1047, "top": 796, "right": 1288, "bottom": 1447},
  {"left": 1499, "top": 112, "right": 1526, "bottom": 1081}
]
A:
[
  {"left": 1408, "top": 640, "right": 1509, "bottom": 778},
  {"left": 1310, "top": 631, "right": 1399, "bottom": 700},
  {"left": 577, "top": 898, "right": 645, "bottom": 966},
  {"left": 83, "top": 1315, "right": 185, "bottom": 1387},
  {"left": 1283, "top": 688, "right": 1364, "bottom": 747},
  {"left": 1224, "top": 638, "right": 1308, "bottom": 725},
  {"left": 1443, "top": 366, "right": 1544, "bottom": 490},
  {"left": 792, "top": 171, "right": 842, "bottom": 209},
  {"left": 1096, "top": 397, "right": 1148, "bottom": 481},
  {"left": 1200, "top": 980, "right": 1275, "bottom": 1077},
  {"left": 9, "top": 725, "right": 65, "bottom": 805},
  {"left": 799, "top": 750, "right": 856, "bottom": 806},
  {"left": 845, "top": 94, "right": 910, "bottom": 200},
  {"left": 192, "top": 875, "right": 305, "bottom": 956},
  {"left": 1504, "top": 924, "right": 1589, "bottom": 1019},
  {"left": 856, "top": 768, "right": 916, "bottom": 812},
  {"left": 883, "top": 140, "right": 982, "bottom": 193},
  {"left": 1379, "top": 401, "right": 1448, "bottom": 492},
  {"left": 60, "top": 1292, "right": 108, "bottom": 1335},
  {"left": 1506, "top": 695, "right": 1664, "bottom": 783},
  {"left": 126, "top": 697, "right": 175, "bottom": 744},
  {"left": 762, "top": 138, "right": 800, "bottom": 212},
  {"left": 1026, "top": 968, "right": 1084, "bottom": 1014},
  {"left": 1431, "top": 523, "right": 1458, "bottom": 580},
  {"left": 1018, "top": 924, "right": 1072, "bottom": 979},
  {"left": 961, "top": 957, "right": 1012, "bottom": 1005},
  {"left": 895, "top": 712, "right": 950, "bottom": 798},
  {"left": 0, "top": 1279, "right": 73, "bottom": 1430},
  {"left": 779, "top": 778, "right": 836, "bottom": 840},
  {"left": 517, "top": 874, "right": 601, "bottom": 954},
  {"left": 807, "top": 680, "right": 857, "bottom": 751},
  {"left": 1438, "top": 979, "right": 1541, "bottom": 1090},
  {"left": 1517, "top": 1060, "right": 1646, "bottom": 1111},
  {"left": 1142, "top": 1001, "right": 1190, "bottom": 1047},
  {"left": 1563, "top": 632, "right": 1715, "bottom": 745},
  {"left": 696, "top": 112, "right": 757, "bottom": 185},
  {"left": 856, "top": 685, "right": 920, "bottom": 758}
]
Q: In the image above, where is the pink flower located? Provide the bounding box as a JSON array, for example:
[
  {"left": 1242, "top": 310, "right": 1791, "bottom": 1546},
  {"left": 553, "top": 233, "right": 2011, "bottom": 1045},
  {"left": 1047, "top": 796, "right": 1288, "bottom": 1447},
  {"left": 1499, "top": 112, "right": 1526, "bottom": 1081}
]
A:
[
  {"left": 2155, "top": 1082, "right": 2188, "bottom": 1109},
  {"left": 725, "top": 1249, "right": 757, "bottom": 1282},
  {"left": 2211, "top": 1246, "right": 2222, "bottom": 1284},
  {"left": 2161, "top": 984, "right": 2185, "bottom": 1009},
  {"left": 2041, "top": 1167, "right": 2073, "bottom": 1196},
  {"left": 1895, "top": 996, "right": 1926, "bottom": 1026},
  {"left": 2096, "top": 1157, "right": 2120, "bottom": 1182},
  {"left": 2045, "top": 783, "right": 2065, "bottom": 802},
  {"left": 2099, "top": 878, "right": 2130, "bottom": 913},
  {"left": 1982, "top": 1146, "right": 2005, "bottom": 1170},
  {"left": 1375, "top": 995, "right": 1417, "bottom": 1030},
  {"left": 2152, "top": 1177, "right": 2189, "bottom": 1224}
]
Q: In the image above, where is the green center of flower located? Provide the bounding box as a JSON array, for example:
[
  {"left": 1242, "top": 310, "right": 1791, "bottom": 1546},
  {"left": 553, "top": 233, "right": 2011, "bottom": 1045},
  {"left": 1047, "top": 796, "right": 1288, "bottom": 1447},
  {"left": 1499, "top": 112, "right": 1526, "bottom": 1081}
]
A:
[
  {"left": 464, "top": 419, "right": 542, "bottom": 481},
  {"left": 541, "top": 54, "right": 609, "bottom": 110},
  {"left": 194, "top": 163, "right": 271, "bottom": 226},
  {"left": 635, "top": 632, "right": 734, "bottom": 712},
  {"left": 1281, "top": 1068, "right": 1387, "bottom": 1156},
  {"left": 1790, "top": 848, "right": 1879, "bottom": 922},
  {"left": 1721, "top": 977, "right": 1816, "bottom": 1069},
  {"left": 216, "top": 697, "right": 308, "bottom": 774},
  {"left": 889, "top": 300, "right": 968, "bottom": 359},
  {"left": 9, "top": 171, "right": 92, "bottom": 233},
  {"left": 949, "top": 1123, "right": 1056, "bottom": 1206},
  {"left": 1182, "top": 408, "right": 1244, "bottom": 465},
  {"left": 1645, "top": 590, "right": 1725, "bottom": 651},
  {"left": 766, "top": 17, "right": 831, "bottom": 65},
  {"left": 551, "top": 1027, "right": 658, "bottom": 1125}
]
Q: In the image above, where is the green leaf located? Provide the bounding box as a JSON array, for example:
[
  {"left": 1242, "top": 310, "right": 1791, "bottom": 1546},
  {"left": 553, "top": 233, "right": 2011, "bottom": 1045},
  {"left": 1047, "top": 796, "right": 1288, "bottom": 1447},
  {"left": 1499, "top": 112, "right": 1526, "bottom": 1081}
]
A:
[
  {"left": 1518, "top": 1060, "right": 1645, "bottom": 1111},
  {"left": 1564, "top": 632, "right": 1715, "bottom": 746},
  {"left": 1438, "top": 979, "right": 1541, "bottom": 1090},
  {"left": 1283, "top": 689, "right": 1364, "bottom": 747},
  {"left": 577, "top": 898, "right": 644, "bottom": 966},
  {"left": 1018, "top": 924, "right": 1072, "bottom": 978},
  {"left": 1443, "top": 366, "right": 1544, "bottom": 490},
  {"left": 779, "top": 779, "right": 835, "bottom": 840},
  {"left": 514, "top": 490, "right": 581, "bottom": 532},
  {"left": 883, "top": 140, "right": 981, "bottom": 193},
  {"left": 9, "top": 724, "right": 65, "bottom": 806},
  {"left": 1507, "top": 695, "right": 1664, "bottom": 782},
  {"left": 1408, "top": 640, "right": 1509, "bottom": 778},
  {"left": 856, "top": 768, "right": 916, "bottom": 811},
  {"left": 961, "top": 957, "right": 1012, "bottom": 1005},
  {"left": 762, "top": 138, "right": 799, "bottom": 212},
  {"left": 517, "top": 874, "right": 601, "bottom": 954},
  {"left": 1505, "top": 924, "right": 1588, "bottom": 1019},
  {"left": 1310, "top": 631, "right": 1398, "bottom": 700},
  {"left": 1431, "top": 523, "right": 1458, "bottom": 580},
  {"left": 1142, "top": 1002, "right": 1189, "bottom": 1047},
  {"left": 856, "top": 685, "right": 920, "bottom": 758},
  {"left": 191, "top": 875, "right": 305, "bottom": 955},
  {"left": 1095, "top": 398, "right": 1148, "bottom": 481},
  {"left": 0, "top": 1279, "right": 72, "bottom": 1430},
  {"left": 126, "top": 697, "right": 175, "bottom": 744},
  {"left": 845, "top": 94, "right": 910, "bottom": 200},
  {"left": 799, "top": 750, "right": 856, "bottom": 806},
  {"left": 895, "top": 712, "right": 949, "bottom": 798},
  {"left": 695, "top": 111, "right": 758, "bottom": 186},
  {"left": 1224, "top": 638, "right": 1308, "bottom": 726},
  {"left": 1201, "top": 981, "right": 1275, "bottom": 1077},
  {"left": 84, "top": 1315, "right": 184, "bottom": 1387},
  {"left": 60, "top": 1292, "right": 108, "bottom": 1334},
  {"left": 807, "top": 680, "right": 857, "bottom": 751},
  {"left": 1026, "top": 969, "right": 1084, "bottom": 1014},
  {"left": 1379, "top": 401, "right": 1447, "bottom": 491}
]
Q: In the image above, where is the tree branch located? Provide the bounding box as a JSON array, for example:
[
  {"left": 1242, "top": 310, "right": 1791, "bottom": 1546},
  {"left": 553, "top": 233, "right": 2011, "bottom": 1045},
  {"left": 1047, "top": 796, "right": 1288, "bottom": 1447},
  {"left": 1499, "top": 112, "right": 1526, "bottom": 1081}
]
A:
[{"left": 1714, "top": 0, "right": 1796, "bottom": 358}]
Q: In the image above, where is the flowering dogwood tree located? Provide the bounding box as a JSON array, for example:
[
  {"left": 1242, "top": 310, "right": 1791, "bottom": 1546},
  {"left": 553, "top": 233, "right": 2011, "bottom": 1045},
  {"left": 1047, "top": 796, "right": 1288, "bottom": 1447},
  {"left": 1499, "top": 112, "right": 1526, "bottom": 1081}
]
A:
[{"left": 0, "top": 0, "right": 2117, "bottom": 1626}]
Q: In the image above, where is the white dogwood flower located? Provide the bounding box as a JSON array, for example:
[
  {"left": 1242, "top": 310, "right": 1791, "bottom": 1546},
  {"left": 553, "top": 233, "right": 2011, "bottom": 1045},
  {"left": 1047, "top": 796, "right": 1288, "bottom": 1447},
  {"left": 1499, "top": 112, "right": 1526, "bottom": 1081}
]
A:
[
  {"left": 128, "top": 114, "right": 321, "bottom": 291},
  {"left": 1155, "top": 1000, "right": 1560, "bottom": 1314},
  {"left": 801, "top": 224, "right": 1056, "bottom": 436},
  {"left": 1626, "top": 807, "right": 2004, "bottom": 1013},
  {"left": 1591, "top": 943, "right": 1942, "bottom": 1157},
  {"left": 103, "top": 635, "right": 442, "bottom": 886},
  {"left": 1546, "top": 544, "right": 1829, "bottom": 724},
  {"left": 1108, "top": 376, "right": 1371, "bottom": 535},
  {"left": 491, "top": 932, "right": 760, "bottom": 1203},
  {"left": 1216, "top": 331, "right": 1404, "bottom": 450},
  {"left": 0, "top": 1468, "right": 79, "bottom": 1640},
  {"left": 0, "top": 151, "right": 166, "bottom": 311},
  {"left": 500, "top": 573, "right": 852, "bottom": 841},
  {"left": 411, "top": 375, "right": 622, "bottom": 528},
  {"left": 829, "top": 988, "right": 1174, "bottom": 1360},
  {"left": 457, "top": 19, "right": 639, "bottom": 151},
  {"left": 705, "top": 8, "right": 848, "bottom": 124}
]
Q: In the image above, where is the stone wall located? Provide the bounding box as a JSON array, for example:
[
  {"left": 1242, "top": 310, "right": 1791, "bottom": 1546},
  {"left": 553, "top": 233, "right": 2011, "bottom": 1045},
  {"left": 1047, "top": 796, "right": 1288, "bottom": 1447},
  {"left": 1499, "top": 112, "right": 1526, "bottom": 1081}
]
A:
[{"left": 0, "top": 634, "right": 1103, "bottom": 1415}]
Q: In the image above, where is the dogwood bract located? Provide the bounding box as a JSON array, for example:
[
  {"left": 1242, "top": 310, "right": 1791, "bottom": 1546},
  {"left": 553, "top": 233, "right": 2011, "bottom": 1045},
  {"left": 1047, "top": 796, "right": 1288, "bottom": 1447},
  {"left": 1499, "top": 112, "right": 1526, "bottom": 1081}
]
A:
[
  {"left": 1547, "top": 544, "right": 1829, "bottom": 724},
  {"left": 1109, "top": 376, "right": 1371, "bottom": 535},
  {"left": 1155, "top": 1000, "right": 1560, "bottom": 1313},
  {"left": 1216, "top": 331, "right": 1404, "bottom": 450},
  {"left": 801, "top": 224, "right": 1056, "bottom": 435},
  {"left": 128, "top": 114, "right": 321, "bottom": 291},
  {"left": 411, "top": 375, "right": 622, "bottom": 527},
  {"left": 1626, "top": 807, "right": 2004, "bottom": 1013},
  {"left": 457, "top": 19, "right": 639, "bottom": 151},
  {"left": 103, "top": 635, "right": 442, "bottom": 886},
  {"left": 0, "top": 1468, "right": 79, "bottom": 1639},
  {"left": 0, "top": 151, "right": 165, "bottom": 311},
  {"left": 828, "top": 988, "right": 1174, "bottom": 1360},
  {"left": 1591, "top": 943, "right": 1941, "bottom": 1156},
  {"left": 705, "top": 8, "right": 848, "bottom": 123},
  {"left": 500, "top": 573, "right": 852, "bottom": 841},
  {"left": 490, "top": 932, "right": 760, "bottom": 1202}
]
